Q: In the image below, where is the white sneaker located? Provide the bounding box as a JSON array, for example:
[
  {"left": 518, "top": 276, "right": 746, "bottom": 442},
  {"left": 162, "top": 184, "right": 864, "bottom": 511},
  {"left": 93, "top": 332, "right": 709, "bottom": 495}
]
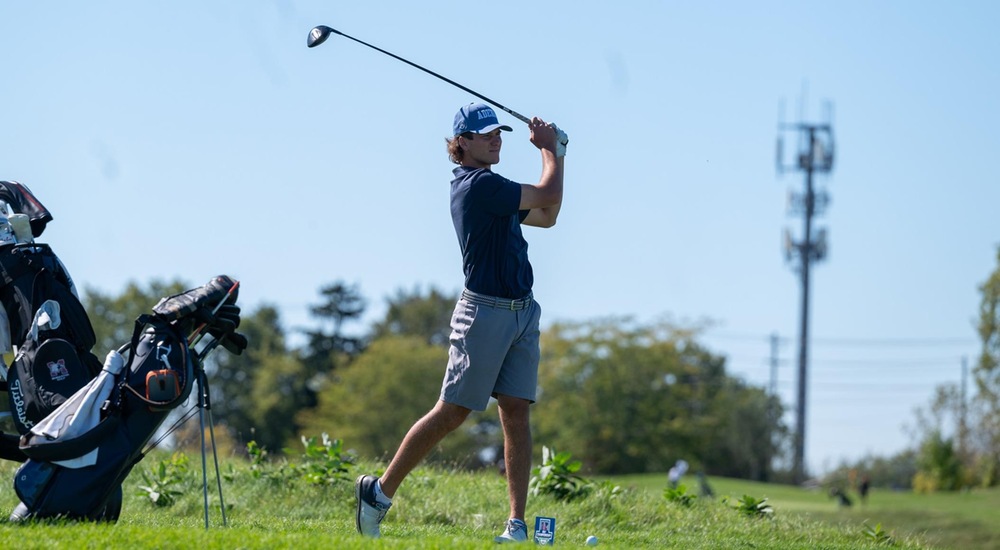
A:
[
  {"left": 494, "top": 518, "right": 528, "bottom": 543},
  {"left": 355, "top": 475, "right": 391, "bottom": 538}
]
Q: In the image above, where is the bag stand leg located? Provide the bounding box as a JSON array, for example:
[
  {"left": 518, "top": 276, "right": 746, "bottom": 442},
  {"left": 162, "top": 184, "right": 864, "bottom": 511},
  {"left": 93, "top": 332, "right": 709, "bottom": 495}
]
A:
[{"left": 196, "top": 366, "right": 228, "bottom": 529}]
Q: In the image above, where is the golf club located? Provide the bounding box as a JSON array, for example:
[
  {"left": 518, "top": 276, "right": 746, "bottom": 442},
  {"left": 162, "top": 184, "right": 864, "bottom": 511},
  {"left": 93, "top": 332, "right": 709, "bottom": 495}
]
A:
[{"left": 307, "top": 25, "right": 531, "bottom": 125}]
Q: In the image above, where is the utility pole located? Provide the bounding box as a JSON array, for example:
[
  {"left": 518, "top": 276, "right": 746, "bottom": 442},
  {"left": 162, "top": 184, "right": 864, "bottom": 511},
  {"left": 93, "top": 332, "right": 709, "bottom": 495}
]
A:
[
  {"left": 769, "top": 332, "right": 780, "bottom": 396},
  {"left": 766, "top": 332, "right": 781, "bottom": 482},
  {"left": 960, "top": 356, "right": 969, "bottom": 459},
  {"left": 776, "top": 101, "right": 835, "bottom": 485}
]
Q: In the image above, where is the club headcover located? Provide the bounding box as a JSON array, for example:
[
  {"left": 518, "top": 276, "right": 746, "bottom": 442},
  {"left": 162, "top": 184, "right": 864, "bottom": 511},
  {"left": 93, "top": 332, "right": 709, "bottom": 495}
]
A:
[
  {"left": 0, "top": 181, "right": 53, "bottom": 237},
  {"left": 153, "top": 275, "right": 239, "bottom": 323}
]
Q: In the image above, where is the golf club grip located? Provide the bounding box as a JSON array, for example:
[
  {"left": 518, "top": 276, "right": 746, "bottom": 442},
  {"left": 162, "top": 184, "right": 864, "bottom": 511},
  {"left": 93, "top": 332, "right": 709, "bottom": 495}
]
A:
[{"left": 333, "top": 29, "right": 531, "bottom": 125}]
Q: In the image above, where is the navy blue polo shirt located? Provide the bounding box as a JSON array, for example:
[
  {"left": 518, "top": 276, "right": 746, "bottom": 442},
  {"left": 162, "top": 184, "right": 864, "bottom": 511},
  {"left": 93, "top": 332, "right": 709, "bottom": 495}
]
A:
[{"left": 451, "top": 165, "right": 533, "bottom": 299}]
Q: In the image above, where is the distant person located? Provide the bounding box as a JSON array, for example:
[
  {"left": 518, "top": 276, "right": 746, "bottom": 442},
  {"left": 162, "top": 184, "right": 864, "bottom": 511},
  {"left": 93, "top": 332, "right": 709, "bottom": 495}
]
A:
[
  {"left": 668, "top": 459, "right": 689, "bottom": 488},
  {"left": 352, "top": 103, "right": 567, "bottom": 544},
  {"left": 697, "top": 471, "right": 714, "bottom": 498},
  {"left": 858, "top": 474, "right": 871, "bottom": 505},
  {"left": 830, "top": 486, "right": 853, "bottom": 508}
]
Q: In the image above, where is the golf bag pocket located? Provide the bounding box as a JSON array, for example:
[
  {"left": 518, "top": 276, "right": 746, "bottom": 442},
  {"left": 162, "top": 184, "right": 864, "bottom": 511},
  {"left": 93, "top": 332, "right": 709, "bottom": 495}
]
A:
[
  {"left": 14, "top": 426, "right": 132, "bottom": 520},
  {"left": 7, "top": 338, "right": 94, "bottom": 434},
  {"left": 12, "top": 459, "right": 56, "bottom": 510},
  {"left": 145, "top": 369, "right": 181, "bottom": 407},
  {"left": 121, "top": 315, "right": 193, "bottom": 414}
]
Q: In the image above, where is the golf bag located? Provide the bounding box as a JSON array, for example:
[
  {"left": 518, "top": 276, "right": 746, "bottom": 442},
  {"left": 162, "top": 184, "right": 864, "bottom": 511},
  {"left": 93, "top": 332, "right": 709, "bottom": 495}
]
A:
[
  {"left": 0, "top": 180, "right": 246, "bottom": 521},
  {"left": 0, "top": 181, "right": 102, "bottom": 460},
  {"left": 9, "top": 274, "right": 245, "bottom": 521}
]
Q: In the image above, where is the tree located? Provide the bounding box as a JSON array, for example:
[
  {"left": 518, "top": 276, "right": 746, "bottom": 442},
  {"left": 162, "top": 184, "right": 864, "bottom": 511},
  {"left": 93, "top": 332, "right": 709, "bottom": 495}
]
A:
[
  {"left": 297, "top": 335, "right": 483, "bottom": 464},
  {"left": 200, "top": 304, "right": 302, "bottom": 452},
  {"left": 303, "top": 281, "right": 366, "bottom": 358},
  {"left": 973, "top": 246, "right": 1000, "bottom": 479},
  {"left": 83, "top": 279, "right": 188, "bottom": 355},
  {"left": 299, "top": 286, "right": 500, "bottom": 466},
  {"left": 827, "top": 450, "right": 918, "bottom": 491},
  {"left": 912, "top": 431, "right": 964, "bottom": 493},
  {"left": 533, "top": 317, "right": 786, "bottom": 477},
  {"left": 370, "top": 286, "right": 458, "bottom": 347},
  {"left": 700, "top": 378, "right": 786, "bottom": 481},
  {"left": 245, "top": 351, "right": 313, "bottom": 452},
  {"left": 299, "top": 281, "right": 366, "bottom": 396}
]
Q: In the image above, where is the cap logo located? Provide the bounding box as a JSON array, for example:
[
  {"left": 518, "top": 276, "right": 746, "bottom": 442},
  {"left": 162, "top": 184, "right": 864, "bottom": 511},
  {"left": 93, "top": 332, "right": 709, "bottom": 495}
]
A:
[{"left": 454, "top": 103, "right": 512, "bottom": 136}]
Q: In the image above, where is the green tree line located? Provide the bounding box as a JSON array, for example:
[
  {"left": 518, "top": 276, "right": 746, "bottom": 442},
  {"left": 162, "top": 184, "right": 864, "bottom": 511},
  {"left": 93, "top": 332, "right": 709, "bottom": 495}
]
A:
[
  {"left": 82, "top": 281, "right": 787, "bottom": 480},
  {"left": 828, "top": 245, "right": 1000, "bottom": 493}
]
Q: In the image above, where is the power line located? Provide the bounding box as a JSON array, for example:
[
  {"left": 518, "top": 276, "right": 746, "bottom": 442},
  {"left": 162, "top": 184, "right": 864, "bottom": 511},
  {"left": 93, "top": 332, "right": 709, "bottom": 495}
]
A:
[
  {"left": 765, "top": 379, "right": 957, "bottom": 389},
  {"left": 708, "top": 331, "right": 975, "bottom": 348},
  {"left": 725, "top": 356, "right": 967, "bottom": 368},
  {"left": 812, "top": 337, "right": 977, "bottom": 348}
]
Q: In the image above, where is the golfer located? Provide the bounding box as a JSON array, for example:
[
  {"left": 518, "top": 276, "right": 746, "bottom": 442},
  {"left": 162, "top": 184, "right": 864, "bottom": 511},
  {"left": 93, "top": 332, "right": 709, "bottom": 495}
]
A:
[{"left": 355, "top": 102, "right": 566, "bottom": 543}]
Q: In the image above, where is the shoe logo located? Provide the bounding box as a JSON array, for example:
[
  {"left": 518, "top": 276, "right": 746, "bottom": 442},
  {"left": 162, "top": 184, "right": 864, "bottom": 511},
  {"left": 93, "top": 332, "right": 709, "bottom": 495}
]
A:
[{"left": 47, "top": 359, "right": 70, "bottom": 381}]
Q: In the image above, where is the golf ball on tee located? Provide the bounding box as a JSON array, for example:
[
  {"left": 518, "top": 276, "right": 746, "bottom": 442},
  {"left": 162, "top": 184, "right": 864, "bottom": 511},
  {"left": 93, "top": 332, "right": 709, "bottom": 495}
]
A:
[{"left": 586, "top": 535, "right": 599, "bottom": 546}]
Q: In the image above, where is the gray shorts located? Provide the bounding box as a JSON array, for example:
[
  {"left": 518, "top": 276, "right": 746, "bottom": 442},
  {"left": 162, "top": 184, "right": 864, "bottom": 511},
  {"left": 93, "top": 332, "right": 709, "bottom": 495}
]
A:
[{"left": 439, "top": 291, "right": 541, "bottom": 411}]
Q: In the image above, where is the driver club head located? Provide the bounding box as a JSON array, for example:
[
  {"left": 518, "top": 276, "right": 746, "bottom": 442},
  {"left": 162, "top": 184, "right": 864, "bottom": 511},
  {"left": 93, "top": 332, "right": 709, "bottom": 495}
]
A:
[{"left": 307, "top": 25, "right": 334, "bottom": 48}]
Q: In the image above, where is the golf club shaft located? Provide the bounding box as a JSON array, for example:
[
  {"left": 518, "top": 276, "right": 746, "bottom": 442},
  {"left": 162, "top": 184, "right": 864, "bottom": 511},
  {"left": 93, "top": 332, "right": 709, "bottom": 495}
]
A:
[{"left": 327, "top": 27, "right": 531, "bottom": 125}]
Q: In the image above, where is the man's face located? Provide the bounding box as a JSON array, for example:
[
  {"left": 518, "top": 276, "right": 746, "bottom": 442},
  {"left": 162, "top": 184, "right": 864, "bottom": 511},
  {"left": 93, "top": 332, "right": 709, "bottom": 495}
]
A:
[{"left": 461, "top": 129, "right": 502, "bottom": 168}]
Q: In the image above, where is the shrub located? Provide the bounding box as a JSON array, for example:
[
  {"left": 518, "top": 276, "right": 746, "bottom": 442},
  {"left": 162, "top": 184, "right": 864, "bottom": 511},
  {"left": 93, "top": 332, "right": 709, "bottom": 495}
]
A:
[{"left": 529, "top": 446, "right": 592, "bottom": 502}]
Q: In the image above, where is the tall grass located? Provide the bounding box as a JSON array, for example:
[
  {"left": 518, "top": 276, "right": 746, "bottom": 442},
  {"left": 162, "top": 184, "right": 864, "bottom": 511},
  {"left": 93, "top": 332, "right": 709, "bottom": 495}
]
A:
[{"left": 0, "top": 452, "right": 935, "bottom": 549}]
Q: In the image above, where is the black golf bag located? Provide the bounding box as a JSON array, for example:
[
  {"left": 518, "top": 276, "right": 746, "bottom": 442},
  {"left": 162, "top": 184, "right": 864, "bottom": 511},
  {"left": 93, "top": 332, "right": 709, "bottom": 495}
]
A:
[
  {"left": 9, "top": 275, "right": 244, "bottom": 521},
  {"left": 0, "top": 180, "right": 101, "bottom": 459},
  {"left": 0, "top": 180, "right": 246, "bottom": 521}
]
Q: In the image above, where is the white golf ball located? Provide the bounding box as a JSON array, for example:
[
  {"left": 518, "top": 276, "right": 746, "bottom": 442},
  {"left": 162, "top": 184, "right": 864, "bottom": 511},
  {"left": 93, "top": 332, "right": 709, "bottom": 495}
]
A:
[{"left": 586, "top": 535, "right": 599, "bottom": 546}]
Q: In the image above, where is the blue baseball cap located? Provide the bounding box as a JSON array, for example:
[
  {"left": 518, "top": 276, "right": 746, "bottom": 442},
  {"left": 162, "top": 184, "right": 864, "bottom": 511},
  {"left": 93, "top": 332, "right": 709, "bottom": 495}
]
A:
[{"left": 453, "top": 103, "right": 513, "bottom": 136}]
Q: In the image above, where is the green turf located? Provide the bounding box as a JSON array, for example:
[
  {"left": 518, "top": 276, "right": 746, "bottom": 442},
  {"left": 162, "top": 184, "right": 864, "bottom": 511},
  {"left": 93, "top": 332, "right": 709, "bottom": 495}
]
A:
[
  {"left": 0, "top": 455, "right": 942, "bottom": 549},
  {"left": 610, "top": 472, "right": 1000, "bottom": 549}
]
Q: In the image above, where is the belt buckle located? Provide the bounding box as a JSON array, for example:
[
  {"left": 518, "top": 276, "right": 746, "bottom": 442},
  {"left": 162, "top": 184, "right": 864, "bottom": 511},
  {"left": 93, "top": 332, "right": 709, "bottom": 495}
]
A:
[{"left": 510, "top": 299, "right": 516, "bottom": 311}]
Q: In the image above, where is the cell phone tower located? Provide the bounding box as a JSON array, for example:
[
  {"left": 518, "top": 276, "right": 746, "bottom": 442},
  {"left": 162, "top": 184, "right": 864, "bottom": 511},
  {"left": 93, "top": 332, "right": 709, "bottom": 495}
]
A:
[{"left": 776, "top": 99, "right": 835, "bottom": 485}]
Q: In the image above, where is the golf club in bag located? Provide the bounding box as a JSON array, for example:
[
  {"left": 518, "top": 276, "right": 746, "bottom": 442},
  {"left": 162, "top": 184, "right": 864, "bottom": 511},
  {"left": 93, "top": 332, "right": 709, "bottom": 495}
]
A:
[{"left": 0, "top": 181, "right": 247, "bottom": 524}]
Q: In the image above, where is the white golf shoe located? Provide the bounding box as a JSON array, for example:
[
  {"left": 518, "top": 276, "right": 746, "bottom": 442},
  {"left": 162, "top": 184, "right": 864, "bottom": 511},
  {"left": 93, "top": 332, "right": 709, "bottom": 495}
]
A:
[
  {"left": 355, "top": 474, "right": 391, "bottom": 538},
  {"left": 494, "top": 518, "right": 528, "bottom": 543}
]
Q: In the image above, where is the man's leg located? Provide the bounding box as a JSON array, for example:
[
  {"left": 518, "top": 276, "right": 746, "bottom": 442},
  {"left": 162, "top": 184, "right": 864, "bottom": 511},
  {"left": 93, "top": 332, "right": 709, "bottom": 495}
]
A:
[
  {"left": 379, "top": 400, "right": 471, "bottom": 497},
  {"left": 356, "top": 400, "right": 470, "bottom": 537},
  {"left": 497, "top": 394, "right": 532, "bottom": 521}
]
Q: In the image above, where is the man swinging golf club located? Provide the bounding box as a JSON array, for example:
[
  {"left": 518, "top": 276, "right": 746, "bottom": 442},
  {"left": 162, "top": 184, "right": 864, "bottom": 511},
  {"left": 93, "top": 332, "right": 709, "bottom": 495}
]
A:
[{"left": 355, "top": 103, "right": 567, "bottom": 542}]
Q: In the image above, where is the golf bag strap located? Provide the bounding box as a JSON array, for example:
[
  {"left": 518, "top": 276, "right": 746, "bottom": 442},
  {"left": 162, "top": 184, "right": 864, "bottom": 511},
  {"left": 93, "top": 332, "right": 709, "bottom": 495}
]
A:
[
  {"left": 18, "top": 414, "right": 121, "bottom": 462},
  {"left": 120, "top": 313, "right": 152, "bottom": 372},
  {"left": 0, "top": 244, "right": 53, "bottom": 285}
]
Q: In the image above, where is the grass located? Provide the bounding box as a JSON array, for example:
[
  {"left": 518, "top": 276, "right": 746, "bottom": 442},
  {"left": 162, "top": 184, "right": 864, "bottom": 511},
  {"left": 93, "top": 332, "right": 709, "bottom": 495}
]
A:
[
  {"left": 612, "top": 473, "right": 1000, "bottom": 550},
  {"left": 0, "top": 452, "right": 947, "bottom": 549}
]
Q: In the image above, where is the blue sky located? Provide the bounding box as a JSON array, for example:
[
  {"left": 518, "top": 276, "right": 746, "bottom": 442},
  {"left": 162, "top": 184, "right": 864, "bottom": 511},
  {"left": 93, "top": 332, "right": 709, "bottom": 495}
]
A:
[{"left": 2, "top": 1, "right": 997, "bottom": 475}]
